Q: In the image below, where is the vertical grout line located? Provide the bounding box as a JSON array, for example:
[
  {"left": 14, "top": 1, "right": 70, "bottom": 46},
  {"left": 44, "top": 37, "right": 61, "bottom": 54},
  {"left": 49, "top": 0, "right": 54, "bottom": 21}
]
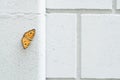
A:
[
  {"left": 112, "top": 0, "right": 117, "bottom": 13},
  {"left": 76, "top": 14, "right": 81, "bottom": 80}
]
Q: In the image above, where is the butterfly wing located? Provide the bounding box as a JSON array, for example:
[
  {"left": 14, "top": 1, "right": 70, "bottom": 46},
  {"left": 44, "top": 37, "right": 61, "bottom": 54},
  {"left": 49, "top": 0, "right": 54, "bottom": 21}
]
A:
[
  {"left": 21, "top": 37, "right": 31, "bottom": 49},
  {"left": 21, "top": 29, "right": 36, "bottom": 49},
  {"left": 24, "top": 29, "right": 35, "bottom": 41}
]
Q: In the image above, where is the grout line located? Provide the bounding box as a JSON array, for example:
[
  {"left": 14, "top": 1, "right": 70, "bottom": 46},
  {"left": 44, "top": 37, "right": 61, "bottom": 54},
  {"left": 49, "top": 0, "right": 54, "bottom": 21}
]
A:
[
  {"left": 116, "top": 9, "right": 120, "bottom": 14},
  {"left": 112, "top": 0, "right": 117, "bottom": 13},
  {"left": 46, "top": 9, "right": 112, "bottom": 14},
  {"left": 81, "top": 78, "right": 120, "bottom": 80},
  {"left": 46, "top": 78, "right": 75, "bottom": 80},
  {"left": 76, "top": 14, "right": 81, "bottom": 80},
  {"left": 46, "top": 78, "right": 120, "bottom": 80}
]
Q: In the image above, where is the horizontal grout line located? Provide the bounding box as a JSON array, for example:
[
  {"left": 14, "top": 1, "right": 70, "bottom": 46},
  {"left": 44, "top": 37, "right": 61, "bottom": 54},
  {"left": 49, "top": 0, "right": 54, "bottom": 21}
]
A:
[
  {"left": 46, "top": 9, "right": 112, "bottom": 14},
  {"left": 115, "top": 10, "right": 120, "bottom": 14},
  {"left": 46, "top": 78, "right": 75, "bottom": 80},
  {"left": 81, "top": 78, "right": 120, "bottom": 80},
  {"left": 47, "top": 78, "right": 120, "bottom": 80}
]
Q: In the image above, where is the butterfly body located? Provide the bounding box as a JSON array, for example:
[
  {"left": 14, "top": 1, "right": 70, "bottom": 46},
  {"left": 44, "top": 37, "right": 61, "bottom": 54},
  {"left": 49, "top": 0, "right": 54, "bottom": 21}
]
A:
[{"left": 21, "top": 29, "right": 36, "bottom": 49}]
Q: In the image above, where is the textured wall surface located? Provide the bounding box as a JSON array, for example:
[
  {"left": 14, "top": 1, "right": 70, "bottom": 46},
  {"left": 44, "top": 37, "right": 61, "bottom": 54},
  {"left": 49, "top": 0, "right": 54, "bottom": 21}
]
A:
[
  {"left": 0, "top": 0, "right": 45, "bottom": 80},
  {"left": 46, "top": 0, "right": 120, "bottom": 80},
  {"left": 0, "top": 15, "right": 40, "bottom": 80},
  {"left": 0, "top": 0, "right": 40, "bottom": 13}
]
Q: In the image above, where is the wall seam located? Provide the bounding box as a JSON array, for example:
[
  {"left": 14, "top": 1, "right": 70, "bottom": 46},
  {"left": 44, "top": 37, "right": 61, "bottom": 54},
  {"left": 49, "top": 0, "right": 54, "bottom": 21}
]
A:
[
  {"left": 76, "top": 14, "right": 81, "bottom": 80},
  {"left": 46, "top": 9, "right": 112, "bottom": 14}
]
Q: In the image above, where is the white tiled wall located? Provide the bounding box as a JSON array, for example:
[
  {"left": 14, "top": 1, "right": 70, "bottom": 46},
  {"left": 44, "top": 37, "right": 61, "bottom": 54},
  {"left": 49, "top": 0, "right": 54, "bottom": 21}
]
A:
[
  {"left": 47, "top": 0, "right": 112, "bottom": 9},
  {"left": 46, "top": 0, "right": 120, "bottom": 79},
  {"left": 47, "top": 14, "right": 77, "bottom": 78}
]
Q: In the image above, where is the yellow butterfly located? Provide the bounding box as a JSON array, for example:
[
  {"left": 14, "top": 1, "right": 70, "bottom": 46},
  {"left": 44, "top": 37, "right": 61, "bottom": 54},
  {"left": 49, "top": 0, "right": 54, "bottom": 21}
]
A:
[{"left": 21, "top": 29, "right": 36, "bottom": 49}]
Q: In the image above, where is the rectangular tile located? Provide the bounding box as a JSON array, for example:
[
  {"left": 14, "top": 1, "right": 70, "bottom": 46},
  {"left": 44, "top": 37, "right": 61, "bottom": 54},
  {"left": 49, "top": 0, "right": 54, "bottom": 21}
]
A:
[
  {"left": 117, "top": 0, "right": 120, "bottom": 9},
  {"left": 47, "top": 14, "right": 77, "bottom": 77},
  {"left": 81, "top": 14, "right": 120, "bottom": 78},
  {"left": 47, "top": 0, "right": 112, "bottom": 9}
]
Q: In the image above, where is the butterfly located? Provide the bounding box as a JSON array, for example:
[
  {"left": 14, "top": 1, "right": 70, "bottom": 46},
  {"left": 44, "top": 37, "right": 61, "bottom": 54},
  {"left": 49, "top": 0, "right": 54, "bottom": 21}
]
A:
[{"left": 21, "top": 29, "right": 36, "bottom": 49}]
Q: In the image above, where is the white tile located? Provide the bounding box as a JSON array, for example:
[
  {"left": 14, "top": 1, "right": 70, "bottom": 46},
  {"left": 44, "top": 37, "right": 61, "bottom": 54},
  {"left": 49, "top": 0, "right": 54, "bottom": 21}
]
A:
[
  {"left": 81, "top": 14, "right": 120, "bottom": 78},
  {"left": 47, "top": 14, "right": 77, "bottom": 77},
  {"left": 0, "top": 15, "right": 44, "bottom": 80},
  {"left": 117, "top": 0, "right": 120, "bottom": 9},
  {"left": 0, "top": 0, "right": 40, "bottom": 13},
  {"left": 47, "top": 0, "right": 112, "bottom": 9}
]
